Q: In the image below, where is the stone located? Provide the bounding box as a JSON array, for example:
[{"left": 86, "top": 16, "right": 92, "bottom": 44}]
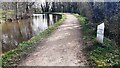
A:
[{"left": 97, "top": 23, "right": 105, "bottom": 43}]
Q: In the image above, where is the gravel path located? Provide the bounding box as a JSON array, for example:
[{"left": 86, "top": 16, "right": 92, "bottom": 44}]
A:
[{"left": 19, "top": 13, "right": 88, "bottom": 66}]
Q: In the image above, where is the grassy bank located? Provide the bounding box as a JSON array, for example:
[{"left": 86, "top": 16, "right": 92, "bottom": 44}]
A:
[
  {"left": 0, "top": 9, "right": 14, "bottom": 20},
  {"left": 1, "top": 14, "right": 66, "bottom": 66},
  {"left": 74, "top": 14, "right": 120, "bottom": 67},
  {"left": 0, "top": 9, "right": 3, "bottom": 19}
]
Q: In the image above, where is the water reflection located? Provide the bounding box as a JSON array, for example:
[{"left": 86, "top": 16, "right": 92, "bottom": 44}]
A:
[{"left": 1, "top": 14, "right": 62, "bottom": 53}]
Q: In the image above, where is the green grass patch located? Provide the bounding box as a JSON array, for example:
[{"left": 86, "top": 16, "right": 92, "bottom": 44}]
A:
[
  {"left": 74, "top": 14, "right": 120, "bottom": 67},
  {"left": 0, "top": 9, "right": 14, "bottom": 20},
  {"left": 0, "top": 9, "right": 2, "bottom": 19},
  {"left": 1, "top": 14, "right": 66, "bottom": 66}
]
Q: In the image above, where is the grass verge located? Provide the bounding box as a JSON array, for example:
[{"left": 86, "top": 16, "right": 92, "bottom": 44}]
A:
[
  {"left": 0, "top": 9, "right": 3, "bottom": 19},
  {"left": 1, "top": 14, "right": 66, "bottom": 66},
  {"left": 74, "top": 14, "right": 120, "bottom": 67}
]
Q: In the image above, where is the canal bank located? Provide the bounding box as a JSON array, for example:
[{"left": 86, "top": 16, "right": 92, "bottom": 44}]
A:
[
  {"left": 2, "top": 13, "right": 66, "bottom": 66},
  {"left": 2, "top": 13, "right": 62, "bottom": 53},
  {"left": 19, "top": 13, "right": 89, "bottom": 66}
]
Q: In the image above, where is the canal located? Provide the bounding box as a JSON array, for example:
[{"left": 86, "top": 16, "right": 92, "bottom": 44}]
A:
[{"left": 1, "top": 14, "right": 62, "bottom": 53}]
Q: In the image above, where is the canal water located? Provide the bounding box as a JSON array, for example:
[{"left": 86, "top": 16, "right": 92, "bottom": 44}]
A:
[{"left": 1, "top": 14, "right": 62, "bottom": 53}]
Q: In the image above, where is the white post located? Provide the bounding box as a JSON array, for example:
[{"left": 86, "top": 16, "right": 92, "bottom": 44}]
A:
[{"left": 97, "top": 23, "right": 105, "bottom": 43}]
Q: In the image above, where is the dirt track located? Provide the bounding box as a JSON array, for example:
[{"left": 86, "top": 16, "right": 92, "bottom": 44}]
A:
[{"left": 19, "top": 13, "right": 88, "bottom": 66}]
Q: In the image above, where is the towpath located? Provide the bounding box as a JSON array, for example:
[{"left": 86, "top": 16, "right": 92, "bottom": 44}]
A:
[{"left": 19, "top": 13, "right": 88, "bottom": 66}]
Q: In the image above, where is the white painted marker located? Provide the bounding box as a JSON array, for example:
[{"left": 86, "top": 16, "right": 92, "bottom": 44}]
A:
[{"left": 97, "top": 23, "right": 105, "bottom": 43}]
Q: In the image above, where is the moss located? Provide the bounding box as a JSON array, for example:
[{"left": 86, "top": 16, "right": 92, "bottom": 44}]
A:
[
  {"left": 74, "top": 14, "right": 120, "bottom": 67},
  {"left": 1, "top": 14, "right": 66, "bottom": 66}
]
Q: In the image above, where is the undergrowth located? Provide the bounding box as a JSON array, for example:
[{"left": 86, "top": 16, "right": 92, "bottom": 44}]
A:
[{"left": 74, "top": 14, "right": 120, "bottom": 67}]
